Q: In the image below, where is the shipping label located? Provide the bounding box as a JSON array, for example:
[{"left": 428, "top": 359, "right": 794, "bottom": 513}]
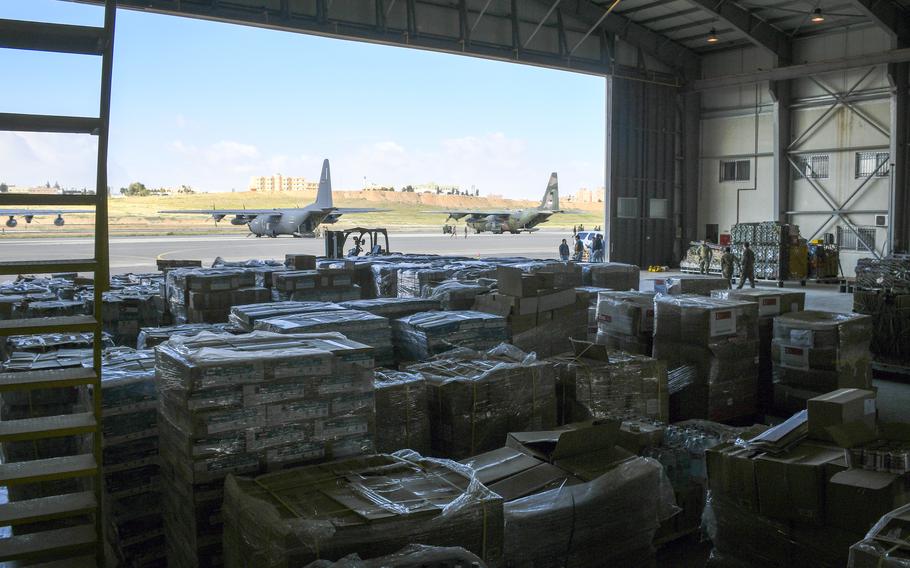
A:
[
  {"left": 709, "top": 309, "right": 737, "bottom": 337},
  {"left": 780, "top": 344, "right": 810, "bottom": 370}
]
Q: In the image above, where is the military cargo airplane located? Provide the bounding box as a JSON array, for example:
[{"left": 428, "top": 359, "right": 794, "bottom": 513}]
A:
[
  {"left": 432, "top": 172, "right": 562, "bottom": 234},
  {"left": 0, "top": 209, "right": 93, "bottom": 228},
  {"left": 160, "top": 159, "right": 383, "bottom": 237}
]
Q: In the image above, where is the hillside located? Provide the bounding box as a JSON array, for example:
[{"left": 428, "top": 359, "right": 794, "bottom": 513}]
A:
[{"left": 3, "top": 190, "right": 604, "bottom": 237}]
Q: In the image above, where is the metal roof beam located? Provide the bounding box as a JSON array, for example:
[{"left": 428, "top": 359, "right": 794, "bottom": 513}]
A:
[
  {"left": 562, "top": 0, "right": 701, "bottom": 80},
  {"left": 685, "top": 0, "right": 791, "bottom": 63},
  {"left": 846, "top": 0, "right": 910, "bottom": 47}
]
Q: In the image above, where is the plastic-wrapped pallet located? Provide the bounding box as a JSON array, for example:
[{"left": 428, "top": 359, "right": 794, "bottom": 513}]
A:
[
  {"left": 567, "top": 350, "right": 669, "bottom": 423},
  {"left": 228, "top": 301, "right": 345, "bottom": 331},
  {"left": 662, "top": 275, "right": 729, "bottom": 296},
  {"left": 652, "top": 295, "right": 760, "bottom": 422},
  {"left": 254, "top": 310, "right": 395, "bottom": 367},
  {"left": 423, "top": 279, "right": 492, "bottom": 311},
  {"left": 271, "top": 269, "right": 361, "bottom": 302},
  {"left": 582, "top": 262, "right": 640, "bottom": 290},
  {"left": 704, "top": 490, "right": 861, "bottom": 568},
  {"left": 397, "top": 268, "right": 452, "bottom": 298},
  {"left": 222, "top": 451, "right": 503, "bottom": 568},
  {"left": 1, "top": 331, "right": 111, "bottom": 360},
  {"left": 503, "top": 457, "right": 676, "bottom": 568},
  {"left": 408, "top": 344, "right": 556, "bottom": 459},
  {"left": 85, "top": 286, "right": 164, "bottom": 346},
  {"left": 302, "top": 545, "right": 487, "bottom": 567},
  {"left": 155, "top": 331, "right": 376, "bottom": 568},
  {"left": 373, "top": 370, "right": 431, "bottom": 455},
  {"left": 97, "top": 347, "right": 166, "bottom": 567},
  {"left": 137, "top": 323, "right": 233, "bottom": 349},
  {"left": 165, "top": 267, "right": 267, "bottom": 323},
  {"left": 594, "top": 290, "right": 656, "bottom": 356},
  {"left": 393, "top": 310, "right": 508, "bottom": 362},
  {"left": 771, "top": 310, "right": 872, "bottom": 393},
  {"left": 340, "top": 297, "right": 440, "bottom": 320}
]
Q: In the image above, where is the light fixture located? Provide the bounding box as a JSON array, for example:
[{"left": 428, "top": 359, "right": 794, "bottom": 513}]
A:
[
  {"left": 707, "top": 28, "right": 719, "bottom": 43},
  {"left": 810, "top": 8, "right": 825, "bottom": 23}
]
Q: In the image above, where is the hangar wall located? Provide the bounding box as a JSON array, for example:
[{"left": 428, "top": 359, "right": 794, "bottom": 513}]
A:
[{"left": 697, "top": 26, "right": 900, "bottom": 276}]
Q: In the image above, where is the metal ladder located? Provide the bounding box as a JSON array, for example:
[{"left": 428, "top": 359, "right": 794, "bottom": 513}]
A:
[{"left": 0, "top": 1, "right": 116, "bottom": 565}]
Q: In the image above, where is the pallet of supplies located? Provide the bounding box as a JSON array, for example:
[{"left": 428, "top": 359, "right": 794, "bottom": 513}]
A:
[
  {"left": 373, "top": 370, "right": 431, "bottom": 455},
  {"left": 594, "top": 290, "right": 656, "bottom": 356},
  {"left": 393, "top": 310, "right": 508, "bottom": 362}
]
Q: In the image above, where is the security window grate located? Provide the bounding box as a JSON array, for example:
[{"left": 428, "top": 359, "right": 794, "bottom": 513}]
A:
[
  {"left": 616, "top": 197, "right": 639, "bottom": 219},
  {"left": 793, "top": 154, "right": 829, "bottom": 179},
  {"left": 836, "top": 225, "right": 876, "bottom": 252},
  {"left": 648, "top": 198, "right": 668, "bottom": 219},
  {"left": 855, "top": 152, "right": 890, "bottom": 178}
]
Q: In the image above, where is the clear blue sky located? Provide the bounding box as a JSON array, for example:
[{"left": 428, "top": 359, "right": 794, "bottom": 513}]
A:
[{"left": 0, "top": 1, "right": 605, "bottom": 198}]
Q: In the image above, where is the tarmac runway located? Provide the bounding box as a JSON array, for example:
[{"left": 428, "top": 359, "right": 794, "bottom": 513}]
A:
[{"left": 0, "top": 229, "right": 575, "bottom": 274}]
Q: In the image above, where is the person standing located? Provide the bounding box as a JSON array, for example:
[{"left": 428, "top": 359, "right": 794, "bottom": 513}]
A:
[
  {"left": 573, "top": 234, "right": 584, "bottom": 261},
  {"left": 698, "top": 240, "right": 714, "bottom": 274},
  {"left": 737, "top": 242, "right": 756, "bottom": 289},
  {"left": 572, "top": 225, "right": 577, "bottom": 236},
  {"left": 464, "top": 225, "right": 468, "bottom": 239},
  {"left": 720, "top": 247, "right": 736, "bottom": 289},
  {"left": 591, "top": 234, "right": 604, "bottom": 262},
  {"left": 559, "top": 239, "right": 570, "bottom": 261}
]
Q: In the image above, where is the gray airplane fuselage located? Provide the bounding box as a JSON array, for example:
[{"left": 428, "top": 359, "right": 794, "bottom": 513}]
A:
[
  {"left": 464, "top": 210, "right": 552, "bottom": 234},
  {"left": 245, "top": 207, "right": 338, "bottom": 237}
]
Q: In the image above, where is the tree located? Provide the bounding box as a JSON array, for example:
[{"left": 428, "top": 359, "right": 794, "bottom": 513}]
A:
[
  {"left": 178, "top": 185, "right": 195, "bottom": 195},
  {"left": 0, "top": 182, "right": 7, "bottom": 193},
  {"left": 120, "top": 182, "right": 150, "bottom": 197}
]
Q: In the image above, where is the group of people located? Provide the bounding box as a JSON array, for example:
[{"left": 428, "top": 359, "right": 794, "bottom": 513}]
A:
[
  {"left": 559, "top": 233, "right": 604, "bottom": 262},
  {"left": 698, "top": 240, "right": 756, "bottom": 289}
]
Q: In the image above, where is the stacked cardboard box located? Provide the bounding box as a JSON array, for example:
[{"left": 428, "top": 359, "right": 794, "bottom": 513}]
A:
[
  {"left": 712, "top": 288, "right": 806, "bottom": 412},
  {"left": 155, "top": 332, "right": 376, "bottom": 567},
  {"left": 373, "top": 370, "right": 431, "bottom": 455},
  {"left": 423, "top": 279, "right": 492, "bottom": 311},
  {"left": 393, "top": 310, "right": 508, "bottom": 362},
  {"left": 574, "top": 286, "right": 613, "bottom": 340},
  {"left": 772, "top": 311, "right": 873, "bottom": 406},
  {"left": 849, "top": 504, "right": 910, "bottom": 567},
  {"left": 165, "top": 268, "right": 268, "bottom": 324},
  {"left": 228, "top": 301, "right": 345, "bottom": 331},
  {"left": 298, "top": 545, "right": 487, "bottom": 567},
  {"left": 97, "top": 347, "right": 166, "bottom": 567},
  {"left": 705, "top": 390, "right": 910, "bottom": 567},
  {"left": 270, "top": 269, "right": 361, "bottom": 302},
  {"left": 561, "top": 349, "right": 669, "bottom": 425},
  {"left": 1, "top": 331, "right": 110, "bottom": 360},
  {"left": 646, "top": 275, "right": 729, "bottom": 296},
  {"left": 137, "top": 323, "right": 234, "bottom": 350},
  {"left": 23, "top": 298, "right": 88, "bottom": 317},
  {"left": 89, "top": 287, "right": 165, "bottom": 346},
  {"left": 340, "top": 297, "right": 440, "bottom": 320},
  {"left": 462, "top": 421, "right": 675, "bottom": 568},
  {"left": 397, "top": 267, "right": 452, "bottom": 298},
  {"left": 582, "top": 262, "right": 639, "bottom": 290},
  {"left": 472, "top": 266, "right": 586, "bottom": 357},
  {"left": 222, "top": 453, "right": 503, "bottom": 567},
  {"left": 594, "top": 290, "right": 656, "bottom": 355},
  {"left": 408, "top": 345, "right": 556, "bottom": 459},
  {"left": 853, "top": 287, "right": 910, "bottom": 366},
  {"left": 254, "top": 310, "right": 395, "bottom": 367},
  {"left": 652, "top": 295, "right": 760, "bottom": 422}
]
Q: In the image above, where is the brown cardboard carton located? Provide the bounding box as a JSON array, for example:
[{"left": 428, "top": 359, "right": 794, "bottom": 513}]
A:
[
  {"left": 706, "top": 442, "right": 762, "bottom": 511},
  {"left": 496, "top": 267, "right": 540, "bottom": 297},
  {"left": 461, "top": 446, "right": 545, "bottom": 486},
  {"left": 807, "top": 388, "right": 876, "bottom": 442},
  {"left": 826, "top": 468, "right": 910, "bottom": 534},
  {"left": 755, "top": 443, "right": 843, "bottom": 524},
  {"left": 537, "top": 288, "right": 576, "bottom": 312}
]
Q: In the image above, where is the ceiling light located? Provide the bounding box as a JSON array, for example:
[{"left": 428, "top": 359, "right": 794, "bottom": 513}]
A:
[
  {"left": 707, "top": 28, "right": 719, "bottom": 43},
  {"left": 810, "top": 8, "right": 825, "bottom": 23}
]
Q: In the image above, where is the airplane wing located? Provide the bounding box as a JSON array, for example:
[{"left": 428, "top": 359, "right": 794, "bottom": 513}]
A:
[
  {"left": 426, "top": 210, "right": 516, "bottom": 216},
  {"left": 158, "top": 209, "right": 283, "bottom": 216},
  {"left": 0, "top": 209, "right": 94, "bottom": 215},
  {"left": 326, "top": 208, "right": 387, "bottom": 214}
]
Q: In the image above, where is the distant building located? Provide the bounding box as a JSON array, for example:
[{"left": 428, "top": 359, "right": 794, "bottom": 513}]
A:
[
  {"left": 413, "top": 182, "right": 461, "bottom": 195},
  {"left": 249, "top": 174, "right": 318, "bottom": 192},
  {"left": 567, "top": 187, "right": 606, "bottom": 203}
]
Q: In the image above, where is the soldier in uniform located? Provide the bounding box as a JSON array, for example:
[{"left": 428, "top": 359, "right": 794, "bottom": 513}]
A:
[
  {"left": 720, "top": 247, "right": 737, "bottom": 289},
  {"left": 737, "top": 242, "right": 756, "bottom": 289},
  {"left": 698, "top": 240, "right": 714, "bottom": 274}
]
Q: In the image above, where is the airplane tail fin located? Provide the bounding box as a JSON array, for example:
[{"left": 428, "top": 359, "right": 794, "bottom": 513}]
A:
[
  {"left": 539, "top": 172, "right": 559, "bottom": 210},
  {"left": 315, "top": 159, "right": 333, "bottom": 208}
]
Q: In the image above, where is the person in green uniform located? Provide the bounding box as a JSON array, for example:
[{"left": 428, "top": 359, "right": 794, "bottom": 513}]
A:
[
  {"left": 698, "top": 240, "right": 714, "bottom": 274},
  {"left": 737, "top": 242, "right": 756, "bottom": 289},
  {"left": 720, "top": 247, "right": 737, "bottom": 289}
]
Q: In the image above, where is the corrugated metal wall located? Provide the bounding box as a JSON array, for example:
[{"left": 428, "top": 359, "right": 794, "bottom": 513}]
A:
[{"left": 605, "top": 76, "right": 680, "bottom": 267}]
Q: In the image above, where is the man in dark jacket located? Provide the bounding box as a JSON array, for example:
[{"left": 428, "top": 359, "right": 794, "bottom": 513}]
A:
[
  {"left": 559, "top": 239, "right": 570, "bottom": 261},
  {"left": 737, "top": 242, "right": 756, "bottom": 289}
]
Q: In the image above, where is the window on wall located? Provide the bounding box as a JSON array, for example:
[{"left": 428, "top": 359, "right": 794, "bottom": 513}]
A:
[
  {"left": 836, "top": 226, "right": 876, "bottom": 253},
  {"left": 792, "top": 154, "right": 829, "bottom": 179},
  {"left": 855, "top": 152, "right": 890, "bottom": 178},
  {"left": 648, "top": 198, "right": 668, "bottom": 219},
  {"left": 616, "top": 197, "right": 639, "bottom": 218},
  {"left": 719, "top": 160, "right": 750, "bottom": 182}
]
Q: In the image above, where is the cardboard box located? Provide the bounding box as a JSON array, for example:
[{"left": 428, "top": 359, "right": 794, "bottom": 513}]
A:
[
  {"left": 826, "top": 469, "right": 910, "bottom": 534},
  {"left": 536, "top": 288, "right": 576, "bottom": 312},
  {"left": 461, "top": 447, "right": 578, "bottom": 502},
  {"left": 496, "top": 267, "right": 540, "bottom": 297},
  {"left": 807, "top": 388, "right": 876, "bottom": 442},
  {"left": 706, "top": 442, "right": 762, "bottom": 511},
  {"left": 755, "top": 443, "right": 843, "bottom": 524},
  {"left": 505, "top": 421, "right": 635, "bottom": 481}
]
